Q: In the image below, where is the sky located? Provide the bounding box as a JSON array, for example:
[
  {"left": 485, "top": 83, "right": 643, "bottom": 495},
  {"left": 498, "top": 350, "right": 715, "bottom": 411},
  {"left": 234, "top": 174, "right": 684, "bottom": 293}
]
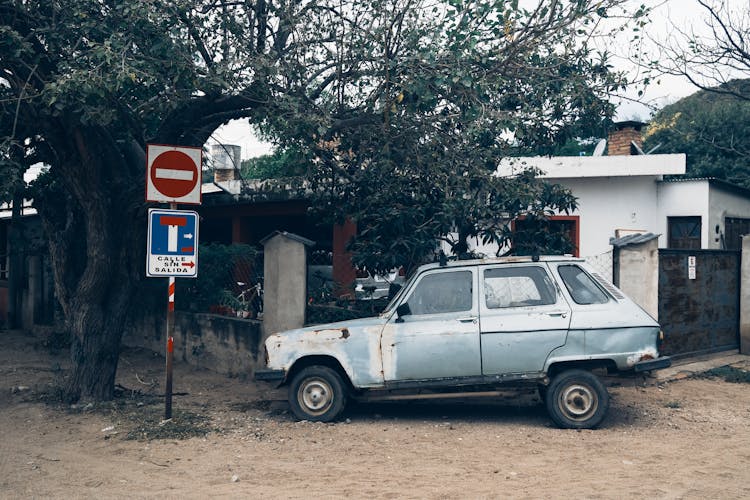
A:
[{"left": 209, "top": 0, "right": 741, "bottom": 160}]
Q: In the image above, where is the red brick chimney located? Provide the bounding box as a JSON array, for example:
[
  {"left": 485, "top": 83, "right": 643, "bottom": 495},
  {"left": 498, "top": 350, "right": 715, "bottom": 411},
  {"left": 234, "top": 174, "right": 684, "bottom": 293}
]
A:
[{"left": 607, "top": 121, "right": 645, "bottom": 155}]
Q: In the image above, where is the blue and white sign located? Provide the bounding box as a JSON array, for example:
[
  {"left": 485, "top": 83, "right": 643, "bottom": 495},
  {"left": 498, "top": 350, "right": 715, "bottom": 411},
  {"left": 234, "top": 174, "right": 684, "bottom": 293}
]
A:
[{"left": 147, "top": 208, "right": 199, "bottom": 277}]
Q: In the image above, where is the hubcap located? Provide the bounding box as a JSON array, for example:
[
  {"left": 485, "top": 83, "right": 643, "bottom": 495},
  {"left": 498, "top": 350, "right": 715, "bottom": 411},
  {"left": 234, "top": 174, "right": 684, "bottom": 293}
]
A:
[
  {"left": 559, "top": 383, "right": 598, "bottom": 421},
  {"left": 298, "top": 377, "right": 333, "bottom": 416}
]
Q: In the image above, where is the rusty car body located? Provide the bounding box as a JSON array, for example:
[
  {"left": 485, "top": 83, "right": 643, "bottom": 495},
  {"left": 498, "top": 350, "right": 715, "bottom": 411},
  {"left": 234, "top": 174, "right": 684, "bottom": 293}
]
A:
[{"left": 256, "top": 256, "right": 670, "bottom": 429}]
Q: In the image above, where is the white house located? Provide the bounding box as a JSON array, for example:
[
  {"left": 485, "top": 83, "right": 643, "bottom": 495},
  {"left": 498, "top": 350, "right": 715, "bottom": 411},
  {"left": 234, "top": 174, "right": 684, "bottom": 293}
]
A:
[
  {"left": 656, "top": 178, "right": 750, "bottom": 251},
  {"left": 496, "top": 153, "right": 687, "bottom": 258},
  {"left": 479, "top": 121, "right": 750, "bottom": 267}
]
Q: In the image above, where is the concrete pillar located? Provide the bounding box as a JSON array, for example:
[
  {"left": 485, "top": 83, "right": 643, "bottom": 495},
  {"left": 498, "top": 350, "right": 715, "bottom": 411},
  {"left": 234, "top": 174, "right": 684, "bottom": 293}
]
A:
[
  {"left": 741, "top": 235, "right": 750, "bottom": 354},
  {"left": 261, "top": 231, "right": 314, "bottom": 338},
  {"left": 615, "top": 237, "right": 659, "bottom": 320}
]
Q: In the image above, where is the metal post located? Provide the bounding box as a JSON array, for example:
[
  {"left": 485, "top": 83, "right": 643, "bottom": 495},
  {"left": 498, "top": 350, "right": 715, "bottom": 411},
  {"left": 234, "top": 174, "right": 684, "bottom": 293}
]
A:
[
  {"left": 165, "top": 201, "right": 178, "bottom": 420},
  {"left": 165, "top": 275, "right": 175, "bottom": 419}
]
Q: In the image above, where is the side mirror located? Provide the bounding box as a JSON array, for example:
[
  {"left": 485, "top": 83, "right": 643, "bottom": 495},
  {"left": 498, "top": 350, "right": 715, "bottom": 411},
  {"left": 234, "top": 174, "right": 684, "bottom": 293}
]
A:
[{"left": 395, "top": 302, "right": 411, "bottom": 323}]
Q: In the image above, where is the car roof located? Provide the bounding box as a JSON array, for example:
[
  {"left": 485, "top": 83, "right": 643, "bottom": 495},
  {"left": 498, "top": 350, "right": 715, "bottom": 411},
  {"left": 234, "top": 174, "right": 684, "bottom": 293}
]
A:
[{"left": 418, "top": 255, "right": 584, "bottom": 272}]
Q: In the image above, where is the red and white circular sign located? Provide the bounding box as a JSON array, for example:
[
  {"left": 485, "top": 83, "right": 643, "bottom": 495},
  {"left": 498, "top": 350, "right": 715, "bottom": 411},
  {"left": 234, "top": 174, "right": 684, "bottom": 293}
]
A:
[{"left": 146, "top": 144, "right": 202, "bottom": 204}]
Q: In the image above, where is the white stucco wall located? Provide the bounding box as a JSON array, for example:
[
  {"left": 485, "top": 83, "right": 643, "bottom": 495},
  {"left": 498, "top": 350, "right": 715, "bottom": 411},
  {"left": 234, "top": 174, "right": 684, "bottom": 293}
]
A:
[
  {"left": 553, "top": 176, "right": 660, "bottom": 257},
  {"left": 709, "top": 185, "right": 750, "bottom": 249},
  {"left": 656, "top": 181, "right": 710, "bottom": 248}
]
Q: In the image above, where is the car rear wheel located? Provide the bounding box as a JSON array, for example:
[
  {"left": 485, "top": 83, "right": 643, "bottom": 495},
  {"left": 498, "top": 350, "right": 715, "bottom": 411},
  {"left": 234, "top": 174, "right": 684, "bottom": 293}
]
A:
[
  {"left": 288, "top": 366, "right": 347, "bottom": 422},
  {"left": 546, "top": 369, "right": 609, "bottom": 429}
]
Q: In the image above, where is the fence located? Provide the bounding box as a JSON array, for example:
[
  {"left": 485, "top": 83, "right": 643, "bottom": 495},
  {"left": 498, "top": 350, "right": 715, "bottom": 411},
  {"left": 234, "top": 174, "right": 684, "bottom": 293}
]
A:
[
  {"left": 584, "top": 250, "right": 613, "bottom": 283},
  {"left": 176, "top": 243, "right": 263, "bottom": 319}
]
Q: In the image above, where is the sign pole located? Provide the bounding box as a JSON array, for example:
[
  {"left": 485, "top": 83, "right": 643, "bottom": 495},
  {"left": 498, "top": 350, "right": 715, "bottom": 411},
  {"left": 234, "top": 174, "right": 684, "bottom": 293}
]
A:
[
  {"left": 165, "top": 202, "right": 177, "bottom": 420},
  {"left": 145, "top": 144, "right": 202, "bottom": 420}
]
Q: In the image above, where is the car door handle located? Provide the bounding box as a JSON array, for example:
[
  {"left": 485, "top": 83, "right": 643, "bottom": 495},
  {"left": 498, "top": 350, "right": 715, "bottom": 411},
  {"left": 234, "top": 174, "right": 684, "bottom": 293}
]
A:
[
  {"left": 547, "top": 312, "right": 568, "bottom": 318},
  {"left": 457, "top": 317, "right": 477, "bottom": 323}
]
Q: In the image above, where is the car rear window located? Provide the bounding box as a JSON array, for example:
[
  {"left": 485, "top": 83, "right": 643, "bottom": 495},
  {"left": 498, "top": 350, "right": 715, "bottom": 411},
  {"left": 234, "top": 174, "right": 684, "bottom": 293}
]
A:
[{"left": 557, "top": 265, "right": 610, "bottom": 305}]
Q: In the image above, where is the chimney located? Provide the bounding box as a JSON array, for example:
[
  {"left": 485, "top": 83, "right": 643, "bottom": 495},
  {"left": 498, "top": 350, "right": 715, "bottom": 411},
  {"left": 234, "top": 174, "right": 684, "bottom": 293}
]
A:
[
  {"left": 607, "top": 121, "right": 645, "bottom": 155},
  {"left": 211, "top": 144, "right": 242, "bottom": 182}
]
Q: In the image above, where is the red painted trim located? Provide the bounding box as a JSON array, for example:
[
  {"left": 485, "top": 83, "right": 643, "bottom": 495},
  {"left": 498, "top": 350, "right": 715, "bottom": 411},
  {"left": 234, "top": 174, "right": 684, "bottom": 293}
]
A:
[{"left": 549, "top": 215, "right": 580, "bottom": 257}]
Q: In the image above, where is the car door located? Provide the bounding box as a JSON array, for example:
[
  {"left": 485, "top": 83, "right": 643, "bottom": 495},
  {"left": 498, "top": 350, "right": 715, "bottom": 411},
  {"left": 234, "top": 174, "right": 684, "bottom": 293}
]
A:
[
  {"left": 381, "top": 267, "right": 481, "bottom": 383},
  {"left": 479, "top": 264, "right": 571, "bottom": 375}
]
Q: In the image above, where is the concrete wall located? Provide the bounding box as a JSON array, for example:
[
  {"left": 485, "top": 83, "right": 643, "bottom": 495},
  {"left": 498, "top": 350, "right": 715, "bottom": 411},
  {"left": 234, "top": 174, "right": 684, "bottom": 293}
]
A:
[
  {"left": 262, "top": 233, "right": 308, "bottom": 338},
  {"left": 709, "top": 185, "right": 750, "bottom": 249},
  {"left": 615, "top": 238, "right": 659, "bottom": 320},
  {"left": 468, "top": 176, "right": 662, "bottom": 258},
  {"left": 123, "top": 312, "right": 263, "bottom": 376},
  {"left": 557, "top": 176, "right": 659, "bottom": 257},
  {"left": 741, "top": 236, "right": 750, "bottom": 354},
  {"left": 656, "top": 181, "right": 710, "bottom": 248}
]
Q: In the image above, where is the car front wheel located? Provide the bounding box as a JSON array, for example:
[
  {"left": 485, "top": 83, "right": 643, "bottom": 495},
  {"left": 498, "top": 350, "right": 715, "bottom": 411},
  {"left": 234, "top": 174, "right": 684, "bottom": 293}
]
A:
[
  {"left": 546, "top": 369, "right": 609, "bottom": 429},
  {"left": 288, "top": 366, "right": 347, "bottom": 422}
]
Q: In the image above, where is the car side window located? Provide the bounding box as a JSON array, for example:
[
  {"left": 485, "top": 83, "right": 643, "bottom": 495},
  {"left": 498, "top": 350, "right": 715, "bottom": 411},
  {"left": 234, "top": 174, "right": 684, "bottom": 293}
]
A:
[
  {"left": 406, "top": 270, "right": 473, "bottom": 315},
  {"left": 483, "top": 266, "right": 556, "bottom": 308},
  {"left": 557, "top": 265, "right": 609, "bottom": 305}
]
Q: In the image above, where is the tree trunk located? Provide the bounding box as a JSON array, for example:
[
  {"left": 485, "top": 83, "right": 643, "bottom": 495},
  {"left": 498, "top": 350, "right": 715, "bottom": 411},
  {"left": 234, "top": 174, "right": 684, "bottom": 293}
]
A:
[{"left": 35, "top": 125, "right": 147, "bottom": 402}]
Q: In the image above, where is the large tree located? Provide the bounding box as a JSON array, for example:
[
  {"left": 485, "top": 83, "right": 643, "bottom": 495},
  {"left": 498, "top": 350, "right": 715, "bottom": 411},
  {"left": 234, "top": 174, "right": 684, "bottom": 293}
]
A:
[
  {"left": 1, "top": 0, "right": 640, "bottom": 401},
  {"left": 277, "top": 0, "right": 635, "bottom": 271}
]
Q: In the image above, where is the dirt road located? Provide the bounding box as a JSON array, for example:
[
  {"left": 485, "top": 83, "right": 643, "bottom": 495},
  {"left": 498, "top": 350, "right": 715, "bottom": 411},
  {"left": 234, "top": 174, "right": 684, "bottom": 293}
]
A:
[{"left": 1, "top": 329, "right": 749, "bottom": 499}]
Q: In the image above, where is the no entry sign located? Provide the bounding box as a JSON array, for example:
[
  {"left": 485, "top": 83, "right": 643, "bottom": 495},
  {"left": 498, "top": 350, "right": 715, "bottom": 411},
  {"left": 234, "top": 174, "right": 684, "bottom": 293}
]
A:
[{"left": 146, "top": 144, "right": 202, "bottom": 204}]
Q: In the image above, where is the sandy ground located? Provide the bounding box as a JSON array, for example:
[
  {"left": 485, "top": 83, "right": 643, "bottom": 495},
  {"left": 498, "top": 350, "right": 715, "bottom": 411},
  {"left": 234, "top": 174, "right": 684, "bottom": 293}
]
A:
[{"left": 1, "top": 329, "right": 750, "bottom": 500}]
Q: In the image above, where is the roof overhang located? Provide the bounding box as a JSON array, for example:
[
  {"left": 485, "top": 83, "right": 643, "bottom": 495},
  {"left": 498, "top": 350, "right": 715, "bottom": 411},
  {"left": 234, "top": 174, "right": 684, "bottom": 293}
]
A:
[{"left": 496, "top": 154, "right": 686, "bottom": 179}]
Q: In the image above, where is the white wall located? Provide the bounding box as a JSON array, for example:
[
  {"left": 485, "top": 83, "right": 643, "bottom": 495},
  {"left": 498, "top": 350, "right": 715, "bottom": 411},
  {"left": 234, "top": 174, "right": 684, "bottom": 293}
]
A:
[
  {"left": 466, "top": 175, "right": 664, "bottom": 258},
  {"left": 656, "top": 181, "right": 710, "bottom": 248},
  {"left": 709, "top": 185, "right": 750, "bottom": 249},
  {"left": 554, "top": 176, "right": 660, "bottom": 257}
]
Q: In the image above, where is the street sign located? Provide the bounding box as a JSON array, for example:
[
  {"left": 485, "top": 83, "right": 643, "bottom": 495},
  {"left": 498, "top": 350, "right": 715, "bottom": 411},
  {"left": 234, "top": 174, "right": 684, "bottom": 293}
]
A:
[
  {"left": 147, "top": 209, "right": 199, "bottom": 277},
  {"left": 146, "top": 144, "right": 202, "bottom": 205}
]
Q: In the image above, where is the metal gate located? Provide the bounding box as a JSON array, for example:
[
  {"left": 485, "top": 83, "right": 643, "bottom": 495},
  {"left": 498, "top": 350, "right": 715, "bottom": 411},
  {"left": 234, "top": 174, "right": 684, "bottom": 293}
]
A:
[{"left": 658, "top": 249, "right": 741, "bottom": 358}]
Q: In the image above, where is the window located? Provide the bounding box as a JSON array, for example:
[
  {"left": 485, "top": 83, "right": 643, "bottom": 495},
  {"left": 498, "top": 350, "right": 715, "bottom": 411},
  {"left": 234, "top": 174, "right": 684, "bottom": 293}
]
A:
[
  {"left": 668, "top": 216, "right": 701, "bottom": 249},
  {"left": 406, "top": 271, "right": 472, "bottom": 315},
  {"left": 513, "top": 216, "right": 580, "bottom": 257},
  {"left": 483, "top": 266, "right": 556, "bottom": 309},
  {"left": 558, "top": 265, "right": 609, "bottom": 305}
]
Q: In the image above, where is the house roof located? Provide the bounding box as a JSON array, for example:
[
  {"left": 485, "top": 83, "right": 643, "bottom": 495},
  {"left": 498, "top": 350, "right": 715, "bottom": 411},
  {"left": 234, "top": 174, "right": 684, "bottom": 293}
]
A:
[
  {"left": 200, "top": 177, "right": 311, "bottom": 206},
  {"left": 658, "top": 177, "right": 750, "bottom": 199},
  {"left": 496, "top": 154, "right": 686, "bottom": 179},
  {"left": 609, "top": 232, "right": 660, "bottom": 248}
]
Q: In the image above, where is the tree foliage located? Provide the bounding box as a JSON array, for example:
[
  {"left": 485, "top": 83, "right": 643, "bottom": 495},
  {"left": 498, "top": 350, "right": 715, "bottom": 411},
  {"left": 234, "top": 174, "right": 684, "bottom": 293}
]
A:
[
  {"left": 277, "top": 0, "right": 636, "bottom": 272},
  {"left": 1, "top": 0, "right": 641, "bottom": 400},
  {"left": 644, "top": 79, "right": 750, "bottom": 189}
]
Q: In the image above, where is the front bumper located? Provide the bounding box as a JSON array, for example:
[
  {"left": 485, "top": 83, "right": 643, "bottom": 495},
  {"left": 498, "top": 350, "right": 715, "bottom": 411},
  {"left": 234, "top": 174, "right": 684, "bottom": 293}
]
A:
[
  {"left": 633, "top": 356, "right": 672, "bottom": 373},
  {"left": 254, "top": 369, "right": 286, "bottom": 382}
]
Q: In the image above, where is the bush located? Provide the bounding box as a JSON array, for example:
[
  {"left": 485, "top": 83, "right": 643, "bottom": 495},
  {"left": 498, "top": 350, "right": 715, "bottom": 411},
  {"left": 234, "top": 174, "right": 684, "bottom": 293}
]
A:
[{"left": 175, "top": 243, "right": 258, "bottom": 313}]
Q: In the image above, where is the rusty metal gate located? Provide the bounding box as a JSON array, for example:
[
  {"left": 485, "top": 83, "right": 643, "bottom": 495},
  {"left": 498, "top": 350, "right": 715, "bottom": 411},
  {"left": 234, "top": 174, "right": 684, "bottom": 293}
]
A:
[{"left": 658, "top": 249, "right": 741, "bottom": 358}]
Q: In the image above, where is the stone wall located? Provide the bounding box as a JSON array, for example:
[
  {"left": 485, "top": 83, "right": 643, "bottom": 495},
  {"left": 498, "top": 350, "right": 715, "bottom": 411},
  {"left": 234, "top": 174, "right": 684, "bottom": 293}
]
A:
[
  {"left": 741, "top": 235, "right": 750, "bottom": 354},
  {"left": 123, "top": 312, "right": 263, "bottom": 376}
]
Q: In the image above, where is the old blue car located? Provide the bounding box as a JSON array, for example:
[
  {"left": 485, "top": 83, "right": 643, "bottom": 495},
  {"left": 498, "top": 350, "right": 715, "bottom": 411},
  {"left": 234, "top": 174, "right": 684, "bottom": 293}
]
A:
[{"left": 256, "top": 257, "right": 670, "bottom": 429}]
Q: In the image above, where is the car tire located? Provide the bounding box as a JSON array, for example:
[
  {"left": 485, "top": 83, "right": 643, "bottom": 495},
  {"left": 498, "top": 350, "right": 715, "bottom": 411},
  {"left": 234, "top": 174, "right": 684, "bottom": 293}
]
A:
[
  {"left": 288, "top": 366, "right": 347, "bottom": 422},
  {"left": 546, "top": 369, "right": 609, "bottom": 429}
]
